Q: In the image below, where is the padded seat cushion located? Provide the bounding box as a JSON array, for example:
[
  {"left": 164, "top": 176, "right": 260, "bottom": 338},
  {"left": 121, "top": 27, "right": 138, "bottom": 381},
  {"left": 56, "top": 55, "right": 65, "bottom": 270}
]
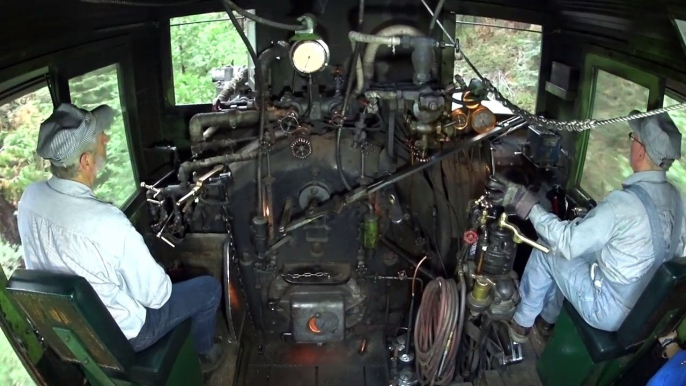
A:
[
  {"left": 128, "top": 319, "right": 192, "bottom": 385},
  {"left": 564, "top": 261, "right": 686, "bottom": 363},
  {"left": 564, "top": 302, "right": 625, "bottom": 363}
]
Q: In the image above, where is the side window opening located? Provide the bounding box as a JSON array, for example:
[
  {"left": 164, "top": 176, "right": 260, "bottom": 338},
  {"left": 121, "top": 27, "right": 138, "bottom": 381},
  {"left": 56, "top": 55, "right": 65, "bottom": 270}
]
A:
[
  {"left": 664, "top": 94, "right": 686, "bottom": 193},
  {"left": 69, "top": 64, "right": 138, "bottom": 208},
  {"left": 0, "top": 84, "right": 51, "bottom": 386},
  {"left": 453, "top": 15, "right": 542, "bottom": 114},
  {"left": 580, "top": 70, "right": 650, "bottom": 199},
  {"left": 170, "top": 11, "right": 253, "bottom": 105}
]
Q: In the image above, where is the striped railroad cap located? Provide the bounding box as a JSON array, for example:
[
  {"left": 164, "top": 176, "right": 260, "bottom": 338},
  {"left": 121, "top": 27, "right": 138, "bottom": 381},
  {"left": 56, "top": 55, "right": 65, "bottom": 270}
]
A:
[
  {"left": 36, "top": 103, "right": 114, "bottom": 167},
  {"left": 629, "top": 110, "right": 682, "bottom": 170}
]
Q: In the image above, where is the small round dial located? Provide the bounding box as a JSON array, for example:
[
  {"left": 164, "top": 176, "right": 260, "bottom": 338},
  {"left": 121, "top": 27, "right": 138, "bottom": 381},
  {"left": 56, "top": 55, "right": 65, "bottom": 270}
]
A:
[
  {"left": 450, "top": 109, "right": 469, "bottom": 131},
  {"left": 470, "top": 106, "right": 497, "bottom": 134},
  {"left": 290, "top": 40, "right": 330, "bottom": 74}
]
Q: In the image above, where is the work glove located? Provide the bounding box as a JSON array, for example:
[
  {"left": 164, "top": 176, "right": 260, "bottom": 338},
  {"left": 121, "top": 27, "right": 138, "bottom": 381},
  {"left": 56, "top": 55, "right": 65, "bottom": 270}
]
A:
[{"left": 486, "top": 175, "right": 539, "bottom": 219}]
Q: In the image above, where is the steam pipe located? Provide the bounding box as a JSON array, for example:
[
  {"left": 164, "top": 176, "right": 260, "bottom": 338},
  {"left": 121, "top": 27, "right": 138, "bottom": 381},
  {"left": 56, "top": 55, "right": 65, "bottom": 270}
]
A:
[
  {"left": 336, "top": 0, "right": 365, "bottom": 192},
  {"left": 222, "top": 1, "right": 306, "bottom": 31},
  {"left": 188, "top": 108, "right": 288, "bottom": 142},
  {"left": 221, "top": 2, "right": 267, "bottom": 215},
  {"left": 178, "top": 137, "right": 288, "bottom": 183},
  {"left": 258, "top": 41, "right": 290, "bottom": 91},
  {"left": 356, "top": 25, "right": 425, "bottom": 95}
]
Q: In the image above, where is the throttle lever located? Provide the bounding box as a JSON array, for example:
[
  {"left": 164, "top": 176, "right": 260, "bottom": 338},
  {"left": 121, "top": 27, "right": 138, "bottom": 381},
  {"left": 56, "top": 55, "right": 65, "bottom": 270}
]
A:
[
  {"left": 497, "top": 213, "right": 550, "bottom": 254},
  {"left": 177, "top": 164, "right": 224, "bottom": 208}
]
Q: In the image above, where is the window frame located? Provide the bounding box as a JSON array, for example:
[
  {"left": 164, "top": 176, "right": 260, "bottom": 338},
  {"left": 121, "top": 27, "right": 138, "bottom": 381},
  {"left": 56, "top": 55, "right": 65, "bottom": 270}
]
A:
[
  {"left": 569, "top": 52, "right": 664, "bottom": 203},
  {"left": 452, "top": 14, "right": 544, "bottom": 114},
  {"left": 161, "top": 10, "right": 255, "bottom": 111},
  {"left": 55, "top": 48, "right": 144, "bottom": 212}
]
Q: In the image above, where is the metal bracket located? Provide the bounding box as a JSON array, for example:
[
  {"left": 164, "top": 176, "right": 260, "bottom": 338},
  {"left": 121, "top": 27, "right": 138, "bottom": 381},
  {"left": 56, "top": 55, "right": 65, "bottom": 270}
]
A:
[{"left": 53, "top": 327, "right": 116, "bottom": 386}]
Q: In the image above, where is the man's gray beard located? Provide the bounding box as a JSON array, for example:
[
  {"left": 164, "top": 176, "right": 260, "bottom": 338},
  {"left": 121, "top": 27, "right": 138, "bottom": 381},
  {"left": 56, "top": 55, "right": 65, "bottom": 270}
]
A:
[{"left": 94, "top": 155, "right": 107, "bottom": 184}]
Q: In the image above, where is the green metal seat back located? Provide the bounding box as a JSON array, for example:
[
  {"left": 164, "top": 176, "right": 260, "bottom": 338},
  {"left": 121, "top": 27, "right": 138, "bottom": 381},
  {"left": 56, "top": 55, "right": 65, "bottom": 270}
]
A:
[
  {"left": 616, "top": 260, "right": 686, "bottom": 349},
  {"left": 7, "top": 269, "right": 135, "bottom": 372}
]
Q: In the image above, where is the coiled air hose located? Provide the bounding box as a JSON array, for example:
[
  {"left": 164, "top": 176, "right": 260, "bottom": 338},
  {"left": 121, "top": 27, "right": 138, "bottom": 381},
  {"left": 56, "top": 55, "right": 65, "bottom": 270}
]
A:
[{"left": 414, "top": 277, "right": 463, "bottom": 386}]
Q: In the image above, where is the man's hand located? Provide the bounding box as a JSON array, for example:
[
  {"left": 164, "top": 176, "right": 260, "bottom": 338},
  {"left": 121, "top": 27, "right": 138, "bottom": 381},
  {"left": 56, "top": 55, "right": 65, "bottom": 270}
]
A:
[{"left": 486, "top": 175, "right": 539, "bottom": 219}]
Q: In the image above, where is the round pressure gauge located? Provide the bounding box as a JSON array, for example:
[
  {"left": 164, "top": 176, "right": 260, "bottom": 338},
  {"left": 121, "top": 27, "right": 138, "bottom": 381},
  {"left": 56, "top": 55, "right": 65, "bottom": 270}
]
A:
[
  {"left": 470, "top": 106, "right": 497, "bottom": 134},
  {"left": 450, "top": 109, "right": 469, "bottom": 131},
  {"left": 290, "top": 40, "right": 330, "bottom": 74}
]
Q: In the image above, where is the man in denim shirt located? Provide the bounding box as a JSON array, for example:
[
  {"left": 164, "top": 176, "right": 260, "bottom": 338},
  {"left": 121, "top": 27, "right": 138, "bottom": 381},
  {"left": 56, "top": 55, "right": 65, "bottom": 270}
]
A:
[
  {"left": 17, "top": 103, "right": 223, "bottom": 371},
  {"left": 491, "top": 112, "right": 685, "bottom": 342}
]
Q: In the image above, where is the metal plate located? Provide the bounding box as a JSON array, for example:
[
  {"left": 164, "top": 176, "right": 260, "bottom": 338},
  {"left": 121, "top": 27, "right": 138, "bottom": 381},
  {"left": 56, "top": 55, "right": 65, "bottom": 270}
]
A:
[{"left": 291, "top": 293, "right": 345, "bottom": 343}]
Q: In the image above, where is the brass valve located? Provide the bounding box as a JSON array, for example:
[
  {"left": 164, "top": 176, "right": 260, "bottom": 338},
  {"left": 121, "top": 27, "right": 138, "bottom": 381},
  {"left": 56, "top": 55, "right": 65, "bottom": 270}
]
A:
[
  {"left": 497, "top": 213, "right": 551, "bottom": 254},
  {"left": 177, "top": 164, "right": 224, "bottom": 211}
]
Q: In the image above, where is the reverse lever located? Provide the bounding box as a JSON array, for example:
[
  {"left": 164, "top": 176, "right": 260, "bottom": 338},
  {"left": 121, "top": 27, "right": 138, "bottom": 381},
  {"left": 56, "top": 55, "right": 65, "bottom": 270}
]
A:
[{"left": 497, "top": 213, "right": 550, "bottom": 254}]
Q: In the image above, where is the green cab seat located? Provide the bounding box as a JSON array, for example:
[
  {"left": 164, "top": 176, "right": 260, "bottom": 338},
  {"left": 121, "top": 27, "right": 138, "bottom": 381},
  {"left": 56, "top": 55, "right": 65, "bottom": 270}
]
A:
[
  {"left": 538, "top": 260, "right": 686, "bottom": 386},
  {"left": 7, "top": 269, "right": 203, "bottom": 386}
]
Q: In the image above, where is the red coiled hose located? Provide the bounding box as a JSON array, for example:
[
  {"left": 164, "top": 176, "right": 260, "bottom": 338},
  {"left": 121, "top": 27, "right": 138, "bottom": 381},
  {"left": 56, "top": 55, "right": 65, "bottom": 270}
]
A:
[{"left": 414, "top": 277, "right": 462, "bottom": 386}]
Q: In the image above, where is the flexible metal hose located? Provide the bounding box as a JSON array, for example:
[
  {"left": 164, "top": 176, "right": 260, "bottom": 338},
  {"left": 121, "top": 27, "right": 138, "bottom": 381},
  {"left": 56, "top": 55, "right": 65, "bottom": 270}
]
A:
[
  {"left": 221, "top": 0, "right": 266, "bottom": 213},
  {"left": 414, "top": 277, "right": 461, "bottom": 386},
  {"left": 223, "top": 0, "right": 306, "bottom": 31}
]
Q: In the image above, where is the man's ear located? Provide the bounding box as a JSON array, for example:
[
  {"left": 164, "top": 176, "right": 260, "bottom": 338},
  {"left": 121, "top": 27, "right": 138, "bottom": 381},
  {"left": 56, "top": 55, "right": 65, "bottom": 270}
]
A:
[{"left": 79, "top": 152, "right": 92, "bottom": 171}]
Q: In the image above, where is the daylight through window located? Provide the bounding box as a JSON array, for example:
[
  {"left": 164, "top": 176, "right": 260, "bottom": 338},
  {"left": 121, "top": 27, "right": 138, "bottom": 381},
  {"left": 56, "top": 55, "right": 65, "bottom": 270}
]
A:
[
  {"left": 170, "top": 12, "right": 251, "bottom": 105},
  {"left": 664, "top": 95, "right": 686, "bottom": 193},
  {"left": 580, "top": 70, "right": 649, "bottom": 199},
  {"left": 454, "top": 15, "right": 542, "bottom": 113},
  {"left": 69, "top": 64, "right": 137, "bottom": 207}
]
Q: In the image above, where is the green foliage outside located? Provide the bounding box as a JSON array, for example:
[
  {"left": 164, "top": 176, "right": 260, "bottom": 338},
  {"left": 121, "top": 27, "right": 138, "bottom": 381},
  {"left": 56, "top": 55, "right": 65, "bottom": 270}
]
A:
[
  {"left": 69, "top": 64, "right": 137, "bottom": 207},
  {"left": 170, "top": 12, "right": 248, "bottom": 105},
  {"left": 581, "top": 71, "right": 686, "bottom": 200},
  {"left": 0, "top": 12, "right": 247, "bottom": 384},
  {"left": 454, "top": 16, "right": 542, "bottom": 112},
  {"left": 0, "top": 65, "right": 137, "bottom": 385}
]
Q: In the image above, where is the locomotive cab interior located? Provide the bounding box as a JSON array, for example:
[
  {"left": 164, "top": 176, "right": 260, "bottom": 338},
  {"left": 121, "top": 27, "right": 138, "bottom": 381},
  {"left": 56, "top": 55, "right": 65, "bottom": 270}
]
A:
[{"left": 2, "top": 0, "right": 686, "bottom": 385}]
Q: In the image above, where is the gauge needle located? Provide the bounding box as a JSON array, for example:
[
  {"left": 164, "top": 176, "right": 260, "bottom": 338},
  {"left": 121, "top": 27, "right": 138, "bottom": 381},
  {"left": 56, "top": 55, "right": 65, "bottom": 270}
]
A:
[{"left": 304, "top": 55, "right": 311, "bottom": 71}]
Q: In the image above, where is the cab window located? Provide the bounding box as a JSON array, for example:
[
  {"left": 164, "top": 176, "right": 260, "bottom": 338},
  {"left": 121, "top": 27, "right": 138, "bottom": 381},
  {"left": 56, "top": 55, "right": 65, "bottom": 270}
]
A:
[
  {"left": 580, "top": 70, "right": 650, "bottom": 199},
  {"left": 454, "top": 15, "right": 542, "bottom": 113},
  {"left": 664, "top": 95, "right": 686, "bottom": 192},
  {"left": 69, "top": 64, "right": 138, "bottom": 207},
  {"left": 0, "top": 83, "right": 52, "bottom": 386},
  {"left": 170, "top": 12, "right": 251, "bottom": 105}
]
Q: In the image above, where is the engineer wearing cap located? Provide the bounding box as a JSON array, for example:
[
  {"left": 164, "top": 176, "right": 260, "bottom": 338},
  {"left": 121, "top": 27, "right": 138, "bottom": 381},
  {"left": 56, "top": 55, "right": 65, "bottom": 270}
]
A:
[
  {"left": 488, "top": 112, "right": 686, "bottom": 343},
  {"left": 17, "top": 103, "right": 223, "bottom": 371}
]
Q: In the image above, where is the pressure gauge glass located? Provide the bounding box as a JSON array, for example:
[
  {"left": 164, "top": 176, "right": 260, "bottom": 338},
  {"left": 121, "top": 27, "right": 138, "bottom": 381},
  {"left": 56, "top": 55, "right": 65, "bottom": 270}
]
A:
[
  {"left": 470, "top": 106, "right": 497, "bottom": 134},
  {"left": 290, "top": 40, "right": 330, "bottom": 74}
]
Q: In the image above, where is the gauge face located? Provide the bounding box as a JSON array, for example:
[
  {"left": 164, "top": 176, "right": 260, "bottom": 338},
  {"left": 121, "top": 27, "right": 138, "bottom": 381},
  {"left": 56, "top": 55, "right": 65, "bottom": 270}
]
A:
[
  {"left": 291, "top": 40, "right": 330, "bottom": 74},
  {"left": 450, "top": 109, "right": 469, "bottom": 131},
  {"left": 470, "top": 106, "right": 497, "bottom": 134}
]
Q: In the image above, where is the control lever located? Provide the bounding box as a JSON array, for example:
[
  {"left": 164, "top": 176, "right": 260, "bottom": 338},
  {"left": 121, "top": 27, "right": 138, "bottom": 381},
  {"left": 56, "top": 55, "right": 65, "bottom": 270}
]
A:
[
  {"left": 177, "top": 165, "right": 224, "bottom": 211},
  {"left": 497, "top": 213, "right": 550, "bottom": 254},
  {"left": 156, "top": 213, "right": 175, "bottom": 248}
]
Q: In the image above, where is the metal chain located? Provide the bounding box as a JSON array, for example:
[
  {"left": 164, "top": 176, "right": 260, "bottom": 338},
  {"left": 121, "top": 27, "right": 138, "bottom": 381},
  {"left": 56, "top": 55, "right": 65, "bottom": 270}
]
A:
[
  {"left": 483, "top": 78, "right": 686, "bottom": 132},
  {"left": 283, "top": 271, "right": 331, "bottom": 279},
  {"left": 418, "top": 0, "right": 686, "bottom": 133}
]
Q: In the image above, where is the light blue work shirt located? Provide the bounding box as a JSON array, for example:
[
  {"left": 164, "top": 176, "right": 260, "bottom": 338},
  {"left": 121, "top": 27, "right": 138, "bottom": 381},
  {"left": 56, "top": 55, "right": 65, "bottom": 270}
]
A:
[
  {"left": 17, "top": 177, "right": 172, "bottom": 339},
  {"left": 529, "top": 171, "right": 686, "bottom": 286}
]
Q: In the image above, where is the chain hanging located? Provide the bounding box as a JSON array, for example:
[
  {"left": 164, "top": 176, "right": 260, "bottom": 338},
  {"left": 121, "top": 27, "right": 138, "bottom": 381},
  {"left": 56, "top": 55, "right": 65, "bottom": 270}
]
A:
[
  {"left": 282, "top": 271, "right": 331, "bottom": 279},
  {"left": 482, "top": 78, "right": 686, "bottom": 132},
  {"left": 417, "top": 0, "right": 686, "bottom": 132}
]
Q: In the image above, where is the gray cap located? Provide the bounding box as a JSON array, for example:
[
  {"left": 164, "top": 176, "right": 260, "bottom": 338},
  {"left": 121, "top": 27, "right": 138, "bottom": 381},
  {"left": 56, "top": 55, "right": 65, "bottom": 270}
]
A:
[
  {"left": 36, "top": 103, "right": 114, "bottom": 167},
  {"left": 629, "top": 111, "right": 682, "bottom": 169}
]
